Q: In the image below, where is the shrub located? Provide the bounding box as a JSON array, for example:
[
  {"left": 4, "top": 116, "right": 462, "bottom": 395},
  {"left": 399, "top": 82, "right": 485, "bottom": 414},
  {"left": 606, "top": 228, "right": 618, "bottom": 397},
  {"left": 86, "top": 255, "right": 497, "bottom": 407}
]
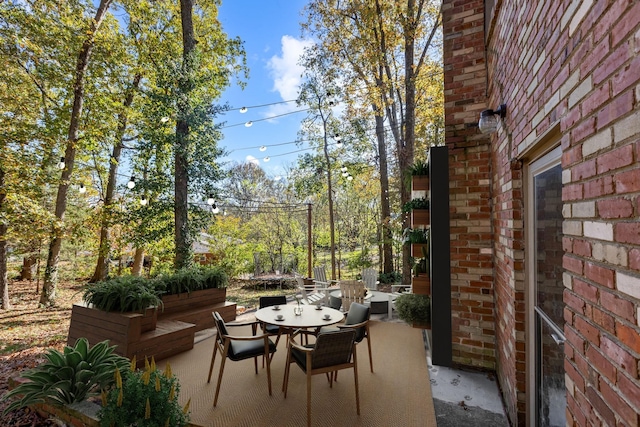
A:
[
  {"left": 2, "top": 338, "right": 129, "bottom": 414},
  {"left": 156, "top": 267, "right": 228, "bottom": 296},
  {"left": 395, "top": 294, "right": 431, "bottom": 325},
  {"left": 83, "top": 276, "right": 161, "bottom": 312},
  {"left": 98, "top": 357, "right": 190, "bottom": 427}
]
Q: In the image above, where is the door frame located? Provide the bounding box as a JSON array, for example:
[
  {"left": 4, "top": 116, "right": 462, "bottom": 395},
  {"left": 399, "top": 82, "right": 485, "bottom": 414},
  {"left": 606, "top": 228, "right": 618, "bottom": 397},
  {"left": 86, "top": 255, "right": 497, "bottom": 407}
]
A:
[{"left": 524, "top": 144, "right": 563, "bottom": 426}]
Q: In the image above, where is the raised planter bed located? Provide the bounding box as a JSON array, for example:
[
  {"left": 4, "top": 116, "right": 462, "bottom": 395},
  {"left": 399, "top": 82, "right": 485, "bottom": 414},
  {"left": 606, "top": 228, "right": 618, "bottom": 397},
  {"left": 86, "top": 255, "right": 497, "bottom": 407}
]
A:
[{"left": 159, "top": 287, "right": 236, "bottom": 332}]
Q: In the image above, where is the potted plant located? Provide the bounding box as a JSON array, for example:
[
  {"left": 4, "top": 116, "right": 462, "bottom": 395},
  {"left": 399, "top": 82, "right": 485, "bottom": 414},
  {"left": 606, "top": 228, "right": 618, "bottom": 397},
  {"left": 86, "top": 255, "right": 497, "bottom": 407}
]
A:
[
  {"left": 403, "top": 197, "right": 430, "bottom": 227},
  {"left": 408, "top": 160, "right": 429, "bottom": 192},
  {"left": 394, "top": 294, "right": 431, "bottom": 328}
]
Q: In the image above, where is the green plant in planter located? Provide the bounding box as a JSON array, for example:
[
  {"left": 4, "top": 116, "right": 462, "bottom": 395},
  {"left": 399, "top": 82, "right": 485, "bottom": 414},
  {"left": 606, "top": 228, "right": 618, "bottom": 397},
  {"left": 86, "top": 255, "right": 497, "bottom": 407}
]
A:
[
  {"left": 83, "top": 276, "right": 161, "bottom": 312},
  {"left": 156, "top": 266, "right": 228, "bottom": 296},
  {"left": 98, "top": 357, "right": 190, "bottom": 427},
  {"left": 2, "top": 338, "right": 129, "bottom": 414},
  {"left": 404, "top": 160, "right": 429, "bottom": 190},
  {"left": 411, "top": 244, "right": 430, "bottom": 277},
  {"left": 401, "top": 197, "right": 430, "bottom": 213},
  {"left": 403, "top": 227, "right": 429, "bottom": 244},
  {"left": 394, "top": 294, "right": 431, "bottom": 326}
]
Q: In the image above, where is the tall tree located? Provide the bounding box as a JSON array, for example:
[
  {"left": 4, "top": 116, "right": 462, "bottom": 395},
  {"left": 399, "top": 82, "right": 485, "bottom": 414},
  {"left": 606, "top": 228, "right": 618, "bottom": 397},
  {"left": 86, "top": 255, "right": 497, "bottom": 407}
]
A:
[{"left": 40, "top": 0, "right": 113, "bottom": 306}]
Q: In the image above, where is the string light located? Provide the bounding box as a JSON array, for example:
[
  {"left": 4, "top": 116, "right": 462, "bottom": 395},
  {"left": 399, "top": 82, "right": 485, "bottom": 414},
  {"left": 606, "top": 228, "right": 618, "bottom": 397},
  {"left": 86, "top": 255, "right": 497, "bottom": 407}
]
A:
[
  {"left": 244, "top": 121, "right": 253, "bottom": 127},
  {"left": 127, "top": 176, "right": 136, "bottom": 189},
  {"left": 263, "top": 156, "right": 270, "bottom": 162},
  {"left": 58, "top": 157, "right": 65, "bottom": 169},
  {"left": 140, "top": 196, "right": 148, "bottom": 206},
  {"left": 259, "top": 146, "right": 267, "bottom": 151},
  {"left": 207, "top": 195, "right": 215, "bottom": 205},
  {"left": 79, "top": 184, "right": 86, "bottom": 194},
  {"left": 212, "top": 203, "right": 219, "bottom": 214},
  {"left": 160, "top": 117, "right": 169, "bottom": 123},
  {"left": 239, "top": 107, "right": 248, "bottom": 113}
]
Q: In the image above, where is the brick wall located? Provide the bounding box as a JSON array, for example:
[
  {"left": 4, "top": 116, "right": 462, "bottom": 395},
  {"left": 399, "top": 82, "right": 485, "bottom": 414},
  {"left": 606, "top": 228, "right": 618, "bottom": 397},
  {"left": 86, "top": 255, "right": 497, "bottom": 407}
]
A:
[
  {"left": 444, "top": 0, "right": 640, "bottom": 425},
  {"left": 442, "top": 0, "right": 498, "bottom": 372}
]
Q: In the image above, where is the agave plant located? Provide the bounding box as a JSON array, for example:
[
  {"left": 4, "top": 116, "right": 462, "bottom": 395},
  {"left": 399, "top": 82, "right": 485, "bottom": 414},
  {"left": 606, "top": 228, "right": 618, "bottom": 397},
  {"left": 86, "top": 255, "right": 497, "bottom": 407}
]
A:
[
  {"left": 2, "top": 338, "right": 129, "bottom": 414},
  {"left": 156, "top": 267, "right": 228, "bottom": 296}
]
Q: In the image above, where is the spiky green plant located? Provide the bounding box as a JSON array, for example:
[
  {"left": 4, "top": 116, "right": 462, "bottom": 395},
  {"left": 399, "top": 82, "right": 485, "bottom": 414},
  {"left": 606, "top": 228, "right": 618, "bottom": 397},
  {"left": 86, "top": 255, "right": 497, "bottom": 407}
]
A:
[
  {"left": 98, "top": 357, "right": 190, "bottom": 427},
  {"left": 2, "top": 338, "right": 129, "bottom": 414},
  {"left": 83, "top": 276, "right": 161, "bottom": 312}
]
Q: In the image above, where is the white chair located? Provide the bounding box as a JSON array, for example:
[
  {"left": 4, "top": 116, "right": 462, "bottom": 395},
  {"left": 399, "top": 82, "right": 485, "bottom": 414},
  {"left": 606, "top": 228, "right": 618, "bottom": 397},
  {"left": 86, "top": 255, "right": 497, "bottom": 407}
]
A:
[
  {"left": 296, "top": 275, "right": 328, "bottom": 305},
  {"left": 312, "top": 265, "right": 338, "bottom": 288},
  {"left": 361, "top": 268, "right": 379, "bottom": 290}
]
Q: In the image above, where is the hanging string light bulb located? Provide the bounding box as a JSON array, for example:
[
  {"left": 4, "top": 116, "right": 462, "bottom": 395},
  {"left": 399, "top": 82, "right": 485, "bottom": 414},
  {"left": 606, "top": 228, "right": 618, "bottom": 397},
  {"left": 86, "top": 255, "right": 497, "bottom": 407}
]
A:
[
  {"left": 259, "top": 145, "right": 267, "bottom": 151},
  {"left": 127, "top": 176, "right": 136, "bottom": 189},
  {"left": 347, "top": 175, "right": 353, "bottom": 181},
  {"left": 212, "top": 203, "right": 219, "bottom": 214},
  {"left": 160, "top": 117, "right": 169, "bottom": 123},
  {"left": 58, "top": 157, "right": 65, "bottom": 169},
  {"left": 79, "top": 184, "right": 87, "bottom": 194},
  {"left": 207, "top": 195, "right": 215, "bottom": 205},
  {"left": 244, "top": 121, "right": 253, "bottom": 127},
  {"left": 140, "top": 196, "right": 148, "bottom": 206},
  {"left": 263, "top": 156, "right": 270, "bottom": 162},
  {"left": 239, "top": 107, "right": 248, "bottom": 113}
]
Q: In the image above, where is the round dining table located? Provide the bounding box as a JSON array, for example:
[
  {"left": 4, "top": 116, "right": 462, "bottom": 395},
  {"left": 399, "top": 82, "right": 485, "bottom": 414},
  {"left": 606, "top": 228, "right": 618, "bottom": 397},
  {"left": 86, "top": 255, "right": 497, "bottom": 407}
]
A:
[{"left": 254, "top": 304, "right": 344, "bottom": 329}]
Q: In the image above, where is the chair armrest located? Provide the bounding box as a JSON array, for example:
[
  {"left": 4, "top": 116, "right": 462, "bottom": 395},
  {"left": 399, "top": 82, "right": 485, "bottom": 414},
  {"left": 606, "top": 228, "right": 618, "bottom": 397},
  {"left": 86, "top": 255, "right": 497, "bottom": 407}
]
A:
[
  {"left": 336, "top": 319, "right": 368, "bottom": 330},
  {"left": 222, "top": 332, "right": 271, "bottom": 341},
  {"left": 225, "top": 319, "right": 260, "bottom": 328}
]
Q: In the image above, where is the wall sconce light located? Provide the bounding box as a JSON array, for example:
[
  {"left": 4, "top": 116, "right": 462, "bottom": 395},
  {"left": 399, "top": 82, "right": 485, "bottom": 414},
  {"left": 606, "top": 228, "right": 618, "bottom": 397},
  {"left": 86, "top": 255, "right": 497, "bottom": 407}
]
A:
[{"left": 478, "top": 104, "right": 507, "bottom": 134}]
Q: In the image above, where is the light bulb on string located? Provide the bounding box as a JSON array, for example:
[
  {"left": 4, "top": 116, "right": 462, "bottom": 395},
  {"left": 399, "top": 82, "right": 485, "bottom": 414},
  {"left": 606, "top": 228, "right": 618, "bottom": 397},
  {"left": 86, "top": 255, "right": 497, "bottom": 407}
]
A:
[
  {"left": 207, "top": 195, "right": 215, "bottom": 206},
  {"left": 160, "top": 117, "right": 169, "bottom": 123},
  {"left": 342, "top": 172, "right": 349, "bottom": 177},
  {"left": 140, "top": 196, "right": 148, "bottom": 206},
  {"left": 336, "top": 141, "right": 343, "bottom": 148},
  {"left": 347, "top": 175, "right": 353, "bottom": 181},
  {"left": 341, "top": 166, "right": 348, "bottom": 172},
  {"left": 212, "top": 203, "right": 219, "bottom": 214},
  {"left": 58, "top": 157, "right": 65, "bottom": 169},
  {"left": 239, "top": 107, "right": 248, "bottom": 113},
  {"left": 259, "top": 145, "right": 267, "bottom": 152},
  {"left": 244, "top": 121, "right": 253, "bottom": 127},
  {"left": 263, "top": 156, "right": 270, "bottom": 162},
  {"left": 127, "top": 176, "right": 136, "bottom": 189},
  {"left": 79, "top": 184, "right": 87, "bottom": 194}
]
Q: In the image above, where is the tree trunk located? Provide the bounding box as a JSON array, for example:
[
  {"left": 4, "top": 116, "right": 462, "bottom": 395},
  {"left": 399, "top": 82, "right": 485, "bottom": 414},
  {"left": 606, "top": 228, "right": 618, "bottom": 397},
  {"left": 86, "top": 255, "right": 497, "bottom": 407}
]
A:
[
  {"left": 21, "top": 251, "right": 38, "bottom": 281},
  {"left": 90, "top": 73, "right": 141, "bottom": 283},
  {"left": 131, "top": 247, "right": 144, "bottom": 276},
  {"left": 0, "top": 168, "right": 10, "bottom": 310},
  {"left": 374, "top": 113, "right": 394, "bottom": 274},
  {"left": 174, "top": 0, "right": 196, "bottom": 270},
  {"left": 324, "top": 133, "right": 337, "bottom": 281},
  {"left": 41, "top": 0, "right": 113, "bottom": 306}
]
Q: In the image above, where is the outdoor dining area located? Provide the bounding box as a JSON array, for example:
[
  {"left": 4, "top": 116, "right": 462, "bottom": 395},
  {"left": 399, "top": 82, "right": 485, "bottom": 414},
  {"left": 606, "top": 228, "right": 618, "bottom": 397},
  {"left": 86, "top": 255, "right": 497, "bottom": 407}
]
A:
[{"left": 154, "top": 271, "right": 437, "bottom": 427}]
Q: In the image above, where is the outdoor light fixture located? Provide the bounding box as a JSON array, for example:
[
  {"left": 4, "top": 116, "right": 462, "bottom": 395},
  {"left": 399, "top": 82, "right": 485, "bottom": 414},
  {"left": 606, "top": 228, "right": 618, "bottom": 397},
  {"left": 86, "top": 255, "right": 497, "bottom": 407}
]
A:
[
  {"left": 212, "top": 203, "right": 219, "bottom": 214},
  {"left": 79, "top": 184, "right": 86, "bottom": 194},
  {"left": 160, "top": 117, "right": 169, "bottom": 123},
  {"left": 239, "top": 107, "right": 248, "bottom": 113},
  {"left": 347, "top": 175, "right": 353, "bottom": 181},
  {"left": 259, "top": 145, "right": 267, "bottom": 151},
  {"left": 478, "top": 104, "right": 507, "bottom": 134},
  {"left": 140, "top": 196, "right": 148, "bottom": 206},
  {"left": 244, "top": 121, "right": 253, "bottom": 127},
  {"left": 207, "top": 195, "right": 215, "bottom": 205},
  {"left": 263, "top": 156, "right": 270, "bottom": 162},
  {"left": 58, "top": 157, "right": 65, "bottom": 169},
  {"left": 127, "top": 176, "right": 136, "bottom": 189}
]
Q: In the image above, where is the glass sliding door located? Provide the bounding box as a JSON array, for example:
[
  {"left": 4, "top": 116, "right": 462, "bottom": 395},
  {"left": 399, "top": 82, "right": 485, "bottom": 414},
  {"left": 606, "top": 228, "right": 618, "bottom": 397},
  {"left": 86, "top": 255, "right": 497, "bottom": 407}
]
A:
[{"left": 527, "top": 146, "right": 566, "bottom": 427}]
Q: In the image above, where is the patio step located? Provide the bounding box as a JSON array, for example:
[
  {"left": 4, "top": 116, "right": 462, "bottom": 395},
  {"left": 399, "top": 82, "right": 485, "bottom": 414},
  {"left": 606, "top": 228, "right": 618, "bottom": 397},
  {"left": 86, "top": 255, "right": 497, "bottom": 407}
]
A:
[
  {"left": 158, "top": 301, "right": 236, "bottom": 332},
  {"left": 130, "top": 319, "right": 196, "bottom": 366}
]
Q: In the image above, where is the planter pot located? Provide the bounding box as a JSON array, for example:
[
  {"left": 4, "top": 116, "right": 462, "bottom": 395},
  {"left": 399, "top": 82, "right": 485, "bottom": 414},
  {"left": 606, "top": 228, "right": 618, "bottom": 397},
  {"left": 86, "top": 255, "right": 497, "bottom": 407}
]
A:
[
  {"left": 411, "top": 243, "right": 429, "bottom": 258},
  {"left": 159, "top": 287, "right": 235, "bottom": 331},
  {"left": 412, "top": 175, "right": 429, "bottom": 191},
  {"left": 412, "top": 275, "right": 430, "bottom": 295},
  {"left": 411, "top": 209, "right": 430, "bottom": 227}
]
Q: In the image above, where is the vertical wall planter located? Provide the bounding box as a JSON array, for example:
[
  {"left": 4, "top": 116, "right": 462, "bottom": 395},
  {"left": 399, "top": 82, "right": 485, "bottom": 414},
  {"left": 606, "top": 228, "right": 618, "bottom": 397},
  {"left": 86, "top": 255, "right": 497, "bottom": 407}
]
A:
[
  {"left": 411, "top": 209, "right": 430, "bottom": 227},
  {"left": 412, "top": 175, "right": 429, "bottom": 192},
  {"left": 412, "top": 275, "right": 431, "bottom": 295}
]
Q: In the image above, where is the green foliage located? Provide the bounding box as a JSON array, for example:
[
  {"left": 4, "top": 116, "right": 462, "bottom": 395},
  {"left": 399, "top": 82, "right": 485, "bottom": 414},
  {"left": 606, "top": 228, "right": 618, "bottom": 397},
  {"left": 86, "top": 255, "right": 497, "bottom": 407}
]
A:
[
  {"left": 409, "top": 160, "right": 429, "bottom": 176},
  {"left": 98, "top": 358, "right": 190, "bottom": 427},
  {"left": 83, "top": 276, "right": 161, "bottom": 312},
  {"left": 402, "top": 197, "right": 430, "bottom": 213},
  {"left": 412, "top": 244, "right": 430, "bottom": 277},
  {"left": 395, "top": 294, "right": 431, "bottom": 325},
  {"left": 155, "top": 267, "right": 228, "bottom": 296},
  {"left": 403, "top": 228, "right": 429, "bottom": 244},
  {"left": 378, "top": 271, "right": 401, "bottom": 284},
  {"left": 2, "top": 338, "right": 129, "bottom": 414}
]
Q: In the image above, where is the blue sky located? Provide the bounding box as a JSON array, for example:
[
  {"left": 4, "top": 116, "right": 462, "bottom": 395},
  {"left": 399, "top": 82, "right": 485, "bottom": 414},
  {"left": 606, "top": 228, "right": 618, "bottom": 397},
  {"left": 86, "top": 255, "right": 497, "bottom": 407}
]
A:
[{"left": 217, "top": 0, "right": 312, "bottom": 179}]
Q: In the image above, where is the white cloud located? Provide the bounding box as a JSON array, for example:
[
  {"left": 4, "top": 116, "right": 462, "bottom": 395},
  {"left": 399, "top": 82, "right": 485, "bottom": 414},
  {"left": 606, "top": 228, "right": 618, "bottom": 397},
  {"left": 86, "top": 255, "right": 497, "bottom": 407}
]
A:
[
  {"left": 245, "top": 155, "right": 260, "bottom": 166},
  {"left": 266, "top": 35, "right": 314, "bottom": 117}
]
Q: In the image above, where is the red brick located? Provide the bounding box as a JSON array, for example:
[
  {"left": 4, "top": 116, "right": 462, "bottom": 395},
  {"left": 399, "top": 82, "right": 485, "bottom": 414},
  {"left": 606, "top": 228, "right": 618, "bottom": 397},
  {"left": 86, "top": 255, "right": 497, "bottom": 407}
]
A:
[
  {"left": 630, "top": 249, "right": 640, "bottom": 271},
  {"left": 600, "top": 290, "right": 636, "bottom": 322},
  {"left": 565, "top": 290, "right": 586, "bottom": 314},
  {"left": 591, "top": 307, "right": 615, "bottom": 335},
  {"left": 592, "top": 39, "right": 631, "bottom": 85},
  {"left": 613, "top": 48, "right": 640, "bottom": 96},
  {"left": 564, "top": 255, "right": 584, "bottom": 274},
  {"left": 597, "top": 197, "right": 634, "bottom": 219},
  {"left": 617, "top": 371, "right": 640, "bottom": 413},
  {"left": 616, "top": 321, "right": 640, "bottom": 353},
  {"left": 616, "top": 169, "right": 640, "bottom": 194},
  {"left": 598, "top": 377, "right": 639, "bottom": 427},
  {"left": 574, "top": 316, "right": 601, "bottom": 345},
  {"left": 586, "top": 385, "right": 616, "bottom": 426},
  {"left": 601, "top": 334, "right": 638, "bottom": 377},
  {"left": 584, "top": 262, "right": 614, "bottom": 288},
  {"left": 615, "top": 222, "right": 640, "bottom": 245},
  {"left": 572, "top": 158, "right": 597, "bottom": 180},
  {"left": 585, "top": 346, "right": 616, "bottom": 382},
  {"left": 584, "top": 176, "right": 615, "bottom": 198},
  {"left": 572, "top": 239, "right": 592, "bottom": 257},
  {"left": 565, "top": 359, "right": 586, "bottom": 392},
  {"left": 563, "top": 183, "right": 584, "bottom": 200},
  {"left": 597, "top": 90, "right": 634, "bottom": 130},
  {"left": 596, "top": 144, "right": 634, "bottom": 174},
  {"left": 574, "top": 279, "right": 599, "bottom": 303}
]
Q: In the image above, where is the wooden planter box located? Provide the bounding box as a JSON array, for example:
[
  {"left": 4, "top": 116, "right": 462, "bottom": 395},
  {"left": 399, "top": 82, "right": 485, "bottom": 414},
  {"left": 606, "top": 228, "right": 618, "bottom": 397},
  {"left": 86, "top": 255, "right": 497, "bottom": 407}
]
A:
[
  {"left": 412, "top": 275, "right": 431, "bottom": 296},
  {"left": 411, "top": 209, "right": 430, "bottom": 227},
  {"left": 412, "top": 175, "right": 429, "bottom": 192},
  {"left": 411, "top": 243, "right": 429, "bottom": 258},
  {"left": 159, "top": 287, "right": 236, "bottom": 332}
]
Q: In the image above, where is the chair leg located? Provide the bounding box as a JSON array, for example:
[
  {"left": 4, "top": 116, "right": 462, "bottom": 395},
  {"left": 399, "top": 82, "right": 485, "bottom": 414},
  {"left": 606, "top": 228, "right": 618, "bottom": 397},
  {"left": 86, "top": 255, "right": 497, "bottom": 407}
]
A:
[
  {"left": 213, "top": 353, "right": 227, "bottom": 406},
  {"left": 264, "top": 338, "right": 272, "bottom": 396},
  {"left": 306, "top": 371, "right": 312, "bottom": 427},
  {"left": 366, "top": 331, "right": 374, "bottom": 373},
  {"left": 353, "top": 347, "right": 360, "bottom": 415},
  {"left": 207, "top": 342, "right": 218, "bottom": 383},
  {"left": 283, "top": 347, "right": 291, "bottom": 396},
  {"left": 254, "top": 355, "right": 258, "bottom": 374}
]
